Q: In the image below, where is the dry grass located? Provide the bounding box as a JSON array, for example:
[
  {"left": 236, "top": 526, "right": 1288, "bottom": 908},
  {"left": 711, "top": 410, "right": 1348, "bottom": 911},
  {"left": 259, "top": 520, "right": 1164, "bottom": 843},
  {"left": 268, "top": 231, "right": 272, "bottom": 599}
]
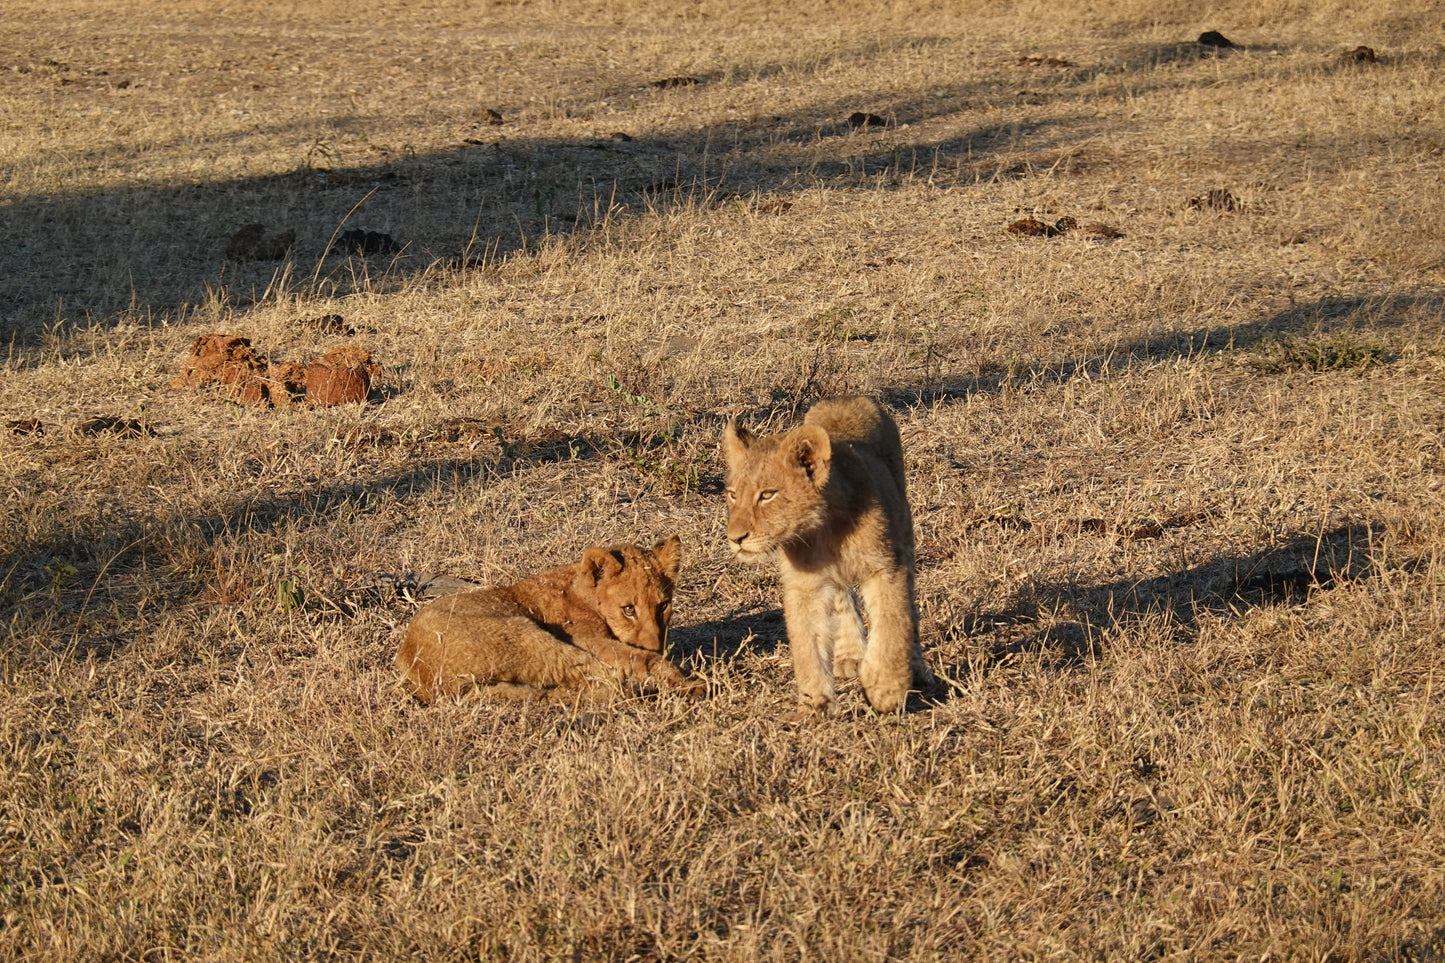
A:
[{"left": 4, "top": 0, "right": 1445, "bottom": 959}]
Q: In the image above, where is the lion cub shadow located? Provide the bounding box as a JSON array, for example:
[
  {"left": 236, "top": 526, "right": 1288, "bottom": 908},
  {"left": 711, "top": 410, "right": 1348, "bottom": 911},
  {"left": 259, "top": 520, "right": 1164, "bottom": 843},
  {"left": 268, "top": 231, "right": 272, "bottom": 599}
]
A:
[{"left": 668, "top": 607, "right": 952, "bottom": 717}]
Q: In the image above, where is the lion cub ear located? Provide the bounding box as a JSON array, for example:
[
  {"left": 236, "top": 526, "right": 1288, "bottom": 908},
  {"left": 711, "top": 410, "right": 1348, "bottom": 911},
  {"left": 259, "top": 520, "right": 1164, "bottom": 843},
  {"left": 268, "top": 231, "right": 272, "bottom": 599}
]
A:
[
  {"left": 722, "top": 420, "right": 753, "bottom": 466},
  {"left": 581, "top": 546, "right": 624, "bottom": 586},
  {"left": 789, "top": 424, "right": 832, "bottom": 486},
  {"left": 651, "top": 535, "right": 682, "bottom": 582}
]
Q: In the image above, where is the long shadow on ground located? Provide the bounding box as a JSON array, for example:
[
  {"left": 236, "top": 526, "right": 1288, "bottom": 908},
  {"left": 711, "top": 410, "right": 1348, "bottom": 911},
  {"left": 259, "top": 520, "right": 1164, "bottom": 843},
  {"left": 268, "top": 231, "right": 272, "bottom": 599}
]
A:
[
  {"left": 885, "top": 292, "right": 1445, "bottom": 410},
  {"left": 0, "top": 34, "right": 1373, "bottom": 344},
  {"left": 941, "top": 522, "right": 1386, "bottom": 679},
  {"left": 0, "top": 416, "right": 713, "bottom": 660},
  {"left": 669, "top": 525, "right": 1393, "bottom": 713}
]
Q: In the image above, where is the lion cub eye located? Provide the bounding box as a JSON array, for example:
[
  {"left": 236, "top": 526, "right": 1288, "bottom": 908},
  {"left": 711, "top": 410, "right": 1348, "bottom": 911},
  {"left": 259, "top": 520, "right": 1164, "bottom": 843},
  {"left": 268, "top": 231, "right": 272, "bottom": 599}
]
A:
[
  {"left": 622, "top": 605, "right": 638, "bottom": 619},
  {"left": 725, "top": 488, "right": 736, "bottom": 503},
  {"left": 757, "top": 490, "right": 777, "bottom": 504}
]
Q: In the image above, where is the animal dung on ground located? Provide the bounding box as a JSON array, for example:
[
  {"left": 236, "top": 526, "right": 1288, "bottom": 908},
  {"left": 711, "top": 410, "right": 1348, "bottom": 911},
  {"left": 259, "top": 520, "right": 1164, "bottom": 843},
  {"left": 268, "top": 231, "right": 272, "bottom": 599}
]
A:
[
  {"left": 224, "top": 223, "right": 296, "bottom": 261},
  {"left": 650, "top": 76, "right": 700, "bottom": 89},
  {"left": 1008, "top": 215, "right": 1121, "bottom": 239},
  {"left": 300, "top": 314, "right": 353, "bottom": 335},
  {"left": 1339, "top": 45, "right": 1378, "bottom": 64},
  {"left": 1008, "top": 215, "right": 1076, "bottom": 237},
  {"left": 171, "top": 333, "right": 378, "bottom": 408},
  {"left": 1187, "top": 188, "right": 1243, "bottom": 212},
  {"left": 306, "top": 347, "right": 377, "bottom": 407},
  {"left": 170, "top": 334, "right": 265, "bottom": 391},
  {"left": 329, "top": 229, "right": 400, "bottom": 257},
  {"left": 76, "top": 416, "right": 150, "bottom": 438},
  {"left": 7, "top": 418, "right": 42, "bottom": 435},
  {"left": 848, "top": 111, "right": 887, "bottom": 130},
  {"left": 1080, "top": 221, "right": 1123, "bottom": 239},
  {"left": 1196, "top": 30, "right": 1235, "bottom": 49}
]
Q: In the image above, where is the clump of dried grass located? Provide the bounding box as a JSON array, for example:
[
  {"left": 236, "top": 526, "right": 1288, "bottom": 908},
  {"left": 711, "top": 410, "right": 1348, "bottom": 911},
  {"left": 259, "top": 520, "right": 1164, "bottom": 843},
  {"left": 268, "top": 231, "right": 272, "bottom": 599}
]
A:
[{"left": 3, "top": 0, "right": 1445, "bottom": 959}]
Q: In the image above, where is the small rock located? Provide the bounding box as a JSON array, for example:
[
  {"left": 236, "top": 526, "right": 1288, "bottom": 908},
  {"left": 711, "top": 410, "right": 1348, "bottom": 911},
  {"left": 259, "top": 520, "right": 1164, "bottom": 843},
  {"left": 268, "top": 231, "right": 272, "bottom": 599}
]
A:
[
  {"left": 1196, "top": 30, "right": 1235, "bottom": 49},
  {"left": 650, "top": 76, "right": 700, "bottom": 89},
  {"left": 482, "top": 108, "right": 505, "bottom": 125},
  {"left": 1339, "top": 45, "right": 1378, "bottom": 64}
]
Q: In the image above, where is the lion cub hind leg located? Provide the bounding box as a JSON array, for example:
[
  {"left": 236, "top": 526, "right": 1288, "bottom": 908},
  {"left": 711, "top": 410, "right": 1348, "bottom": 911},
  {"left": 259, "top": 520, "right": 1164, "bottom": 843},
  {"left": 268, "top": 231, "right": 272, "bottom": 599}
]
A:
[
  {"left": 398, "top": 606, "right": 623, "bottom": 703},
  {"left": 476, "top": 681, "right": 622, "bottom": 706}
]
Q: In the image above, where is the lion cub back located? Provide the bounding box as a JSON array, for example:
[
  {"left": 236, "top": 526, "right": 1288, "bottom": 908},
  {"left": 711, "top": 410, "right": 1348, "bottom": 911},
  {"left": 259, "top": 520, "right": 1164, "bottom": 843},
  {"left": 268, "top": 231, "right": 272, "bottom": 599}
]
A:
[{"left": 803, "top": 395, "right": 906, "bottom": 494}]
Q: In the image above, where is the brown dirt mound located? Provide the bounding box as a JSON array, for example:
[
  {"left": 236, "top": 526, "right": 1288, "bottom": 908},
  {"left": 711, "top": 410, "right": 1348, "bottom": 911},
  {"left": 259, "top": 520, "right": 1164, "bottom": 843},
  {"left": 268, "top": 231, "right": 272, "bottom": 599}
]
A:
[
  {"left": 306, "top": 347, "right": 378, "bottom": 406},
  {"left": 171, "top": 334, "right": 377, "bottom": 408}
]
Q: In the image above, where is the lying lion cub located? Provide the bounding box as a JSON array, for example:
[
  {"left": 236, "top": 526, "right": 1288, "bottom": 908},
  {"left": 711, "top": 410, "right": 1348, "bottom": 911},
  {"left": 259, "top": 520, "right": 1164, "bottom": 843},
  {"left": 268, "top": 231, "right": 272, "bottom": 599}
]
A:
[
  {"left": 723, "top": 397, "right": 932, "bottom": 714},
  {"left": 396, "top": 536, "right": 702, "bottom": 703}
]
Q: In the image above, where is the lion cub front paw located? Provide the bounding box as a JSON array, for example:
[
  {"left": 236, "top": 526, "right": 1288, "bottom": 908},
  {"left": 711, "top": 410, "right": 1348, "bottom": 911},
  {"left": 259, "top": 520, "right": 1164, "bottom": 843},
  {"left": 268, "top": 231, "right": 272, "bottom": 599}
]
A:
[
  {"left": 859, "top": 663, "right": 910, "bottom": 714},
  {"left": 834, "top": 657, "right": 861, "bottom": 681},
  {"left": 781, "top": 704, "right": 826, "bottom": 724},
  {"left": 674, "top": 677, "right": 707, "bottom": 699}
]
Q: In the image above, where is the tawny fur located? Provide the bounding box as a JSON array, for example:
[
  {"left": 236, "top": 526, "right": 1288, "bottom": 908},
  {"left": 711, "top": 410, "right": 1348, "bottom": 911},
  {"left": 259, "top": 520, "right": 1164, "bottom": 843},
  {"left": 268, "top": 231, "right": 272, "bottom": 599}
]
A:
[
  {"left": 722, "top": 397, "right": 932, "bottom": 714},
  {"left": 395, "top": 537, "right": 702, "bottom": 703}
]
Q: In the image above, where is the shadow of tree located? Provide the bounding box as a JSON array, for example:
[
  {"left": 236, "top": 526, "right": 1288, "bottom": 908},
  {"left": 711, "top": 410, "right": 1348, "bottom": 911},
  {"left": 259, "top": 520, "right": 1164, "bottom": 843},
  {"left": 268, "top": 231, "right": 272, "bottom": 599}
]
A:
[
  {"left": 0, "top": 96, "right": 1021, "bottom": 340},
  {"left": 935, "top": 522, "right": 1385, "bottom": 679},
  {"left": 888, "top": 292, "right": 1445, "bottom": 408},
  {"left": 1, "top": 29, "right": 1376, "bottom": 344}
]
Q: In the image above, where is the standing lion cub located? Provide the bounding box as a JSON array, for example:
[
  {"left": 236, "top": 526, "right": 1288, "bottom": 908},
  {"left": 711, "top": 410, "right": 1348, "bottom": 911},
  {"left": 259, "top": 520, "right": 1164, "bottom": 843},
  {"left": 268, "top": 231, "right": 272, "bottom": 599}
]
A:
[
  {"left": 396, "top": 537, "right": 702, "bottom": 703},
  {"left": 722, "top": 397, "right": 932, "bottom": 714}
]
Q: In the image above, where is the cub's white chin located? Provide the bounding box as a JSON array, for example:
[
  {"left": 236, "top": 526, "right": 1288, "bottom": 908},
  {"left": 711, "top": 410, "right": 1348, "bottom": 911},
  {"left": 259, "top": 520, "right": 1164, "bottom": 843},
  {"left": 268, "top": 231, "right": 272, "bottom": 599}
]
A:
[{"left": 731, "top": 546, "right": 767, "bottom": 562}]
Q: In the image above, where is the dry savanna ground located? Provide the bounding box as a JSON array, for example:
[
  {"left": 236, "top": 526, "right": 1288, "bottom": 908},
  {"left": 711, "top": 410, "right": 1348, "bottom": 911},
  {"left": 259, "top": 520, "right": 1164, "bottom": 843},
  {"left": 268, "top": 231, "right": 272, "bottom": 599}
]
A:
[{"left": 3, "top": 0, "right": 1445, "bottom": 959}]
